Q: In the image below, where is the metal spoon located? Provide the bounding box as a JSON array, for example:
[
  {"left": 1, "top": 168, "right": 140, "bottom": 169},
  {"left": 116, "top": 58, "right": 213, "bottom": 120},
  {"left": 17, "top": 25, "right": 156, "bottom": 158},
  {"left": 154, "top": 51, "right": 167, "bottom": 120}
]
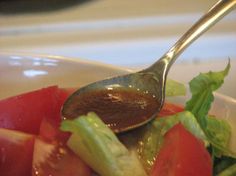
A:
[{"left": 62, "top": 0, "right": 236, "bottom": 133}]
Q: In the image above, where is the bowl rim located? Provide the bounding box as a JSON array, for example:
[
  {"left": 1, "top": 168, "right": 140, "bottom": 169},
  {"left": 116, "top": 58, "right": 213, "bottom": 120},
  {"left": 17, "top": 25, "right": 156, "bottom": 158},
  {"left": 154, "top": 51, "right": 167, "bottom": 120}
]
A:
[
  {"left": 1, "top": 51, "right": 236, "bottom": 104},
  {"left": 0, "top": 51, "right": 133, "bottom": 72}
]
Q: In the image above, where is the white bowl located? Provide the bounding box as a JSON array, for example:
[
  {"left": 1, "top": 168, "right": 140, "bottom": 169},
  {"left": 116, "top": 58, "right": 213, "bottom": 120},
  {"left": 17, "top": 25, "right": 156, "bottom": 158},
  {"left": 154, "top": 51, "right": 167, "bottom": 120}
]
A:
[{"left": 0, "top": 52, "right": 235, "bottom": 152}]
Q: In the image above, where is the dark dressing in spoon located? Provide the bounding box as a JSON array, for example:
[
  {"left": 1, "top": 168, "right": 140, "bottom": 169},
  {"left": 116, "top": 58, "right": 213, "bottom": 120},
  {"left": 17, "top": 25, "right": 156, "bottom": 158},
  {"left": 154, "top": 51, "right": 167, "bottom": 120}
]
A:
[{"left": 62, "top": 88, "right": 160, "bottom": 132}]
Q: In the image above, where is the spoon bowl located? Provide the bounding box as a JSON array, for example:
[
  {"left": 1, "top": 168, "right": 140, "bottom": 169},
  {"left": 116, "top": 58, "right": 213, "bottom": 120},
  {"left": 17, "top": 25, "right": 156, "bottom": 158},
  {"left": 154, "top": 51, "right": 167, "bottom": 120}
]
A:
[
  {"left": 62, "top": 69, "right": 165, "bottom": 132},
  {"left": 62, "top": 0, "right": 236, "bottom": 133}
]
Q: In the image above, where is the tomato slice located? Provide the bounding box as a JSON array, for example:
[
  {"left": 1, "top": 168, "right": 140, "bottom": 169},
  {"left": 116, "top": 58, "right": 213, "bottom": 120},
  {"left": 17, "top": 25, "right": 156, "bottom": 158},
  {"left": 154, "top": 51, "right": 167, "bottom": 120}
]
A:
[
  {"left": 0, "top": 128, "right": 35, "bottom": 176},
  {"left": 0, "top": 86, "right": 76, "bottom": 135},
  {"left": 0, "top": 86, "right": 90, "bottom": 176},
  {"left": 32, "top": 137, "right": 91, "bottom": 176},
  {"left": 151, "top": 123, "right": 212, "bottom": 176},
  {"left": 0, "top": 86, "right": 61, "bottom": 134},
  {"left": 33, "top": 117, "right": 91, "bottom": 176},
  {"left": 158, "top": 102, "right": 184, "bottom": 117}
]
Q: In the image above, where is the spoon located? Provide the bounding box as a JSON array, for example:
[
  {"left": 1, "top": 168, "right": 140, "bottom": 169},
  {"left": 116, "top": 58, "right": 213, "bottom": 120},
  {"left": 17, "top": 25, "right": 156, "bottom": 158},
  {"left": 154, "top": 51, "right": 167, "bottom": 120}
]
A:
[{"left": 62, "top": 0, "right": 236, "bottom": 133}]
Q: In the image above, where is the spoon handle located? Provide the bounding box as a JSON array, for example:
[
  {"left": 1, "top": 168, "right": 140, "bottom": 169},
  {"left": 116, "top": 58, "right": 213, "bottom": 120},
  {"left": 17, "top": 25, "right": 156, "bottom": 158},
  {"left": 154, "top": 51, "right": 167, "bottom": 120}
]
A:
[{"left": 148, "top": 0, "right": 236, "bottom": 73}]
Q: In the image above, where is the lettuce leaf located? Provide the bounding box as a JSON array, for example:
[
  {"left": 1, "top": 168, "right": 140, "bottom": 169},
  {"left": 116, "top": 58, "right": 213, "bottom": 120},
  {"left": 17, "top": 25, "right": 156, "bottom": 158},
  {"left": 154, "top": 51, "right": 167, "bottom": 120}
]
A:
[
  {"left": 206, "top": 116, "right": 232, "bottom": 157},
  {"left": 137, "top": 120, "right": 164, "bottom": 173},
  {"left": 166, "top": 79, "right": 186, "bottom": 97},
  {"left": 60, "top": 112, "right": 147, "bottom": 176},
  {"left": 217, "top": 163, "right": 236, "bottom": 176},
  {"left": 185, "top": 62, "right": 234, "bottom": 157},
  {"left": 154, "top": 111, "right": 206, "bottom": 140},
  {"left": 185, "top": 61, "right": 230, "bottom": 128},
  {"left": 137, "top": 111, "right": 207, "bottom": 172},
  {"left": 214, "top": 156, "right": 236, "bottom": 175}
]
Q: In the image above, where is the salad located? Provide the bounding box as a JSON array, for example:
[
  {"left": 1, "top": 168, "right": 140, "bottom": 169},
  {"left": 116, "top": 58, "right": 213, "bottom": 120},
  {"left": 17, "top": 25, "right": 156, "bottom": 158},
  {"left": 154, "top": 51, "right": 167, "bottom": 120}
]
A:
[{"left": 0, "top": 61, "right": 235, "bottom": 176}]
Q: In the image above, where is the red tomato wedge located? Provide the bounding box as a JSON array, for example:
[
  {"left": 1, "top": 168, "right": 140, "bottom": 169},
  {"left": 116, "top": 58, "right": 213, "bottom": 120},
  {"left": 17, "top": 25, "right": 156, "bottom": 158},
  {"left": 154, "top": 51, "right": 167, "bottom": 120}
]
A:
[
  {"left": 39, "top": 115, "right": 70, "bottom": 144},
  {"left": 0, "top": 128, "right": 35, "bottom": 176},
  {"left": 0, "top": 86, "right": 75, "bottom": 135},
  {"left": 0, "top": 86, "right": 60, "bottom": 134},
  {"left": 0, "top": 86, "right": 91, "bottom": 175},
  {"left": 151, "top": 123, "right": 212, "bottom": 176},
  {"left": 34, "top": 115, "right": 91, "bottom": 176},
  {"left": 158, "top": 103, "right": 184, "bottom": 117},
  {"left": 32, "top": 138, "right": 91, "bottom": 176}
]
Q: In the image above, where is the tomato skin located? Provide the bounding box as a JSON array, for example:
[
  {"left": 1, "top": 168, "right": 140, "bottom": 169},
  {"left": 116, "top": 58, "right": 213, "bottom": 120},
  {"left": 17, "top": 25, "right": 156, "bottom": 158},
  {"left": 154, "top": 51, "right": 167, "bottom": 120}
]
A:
[
  {"left": 35, "top": 110, "right": 91, "bottom": 176},
  {"left": 158, "top": 103, "right": 184, "bottom": 117},
  {"left": 151, "top": 123, "right": 212, "bottom": 176},
  {"left": 0, "top": 86, "right": 76, "bottom": 135},
  {"left": 0, "top": 86, "right": 90, "bottom": 176},
  {"left": 32, "top": 138, "right": 91, "bottom": 176},
  {"left": 34, "top": 115, "right": 91, "bottom": 176},
  {"left": 0, "top": 86, "right": 62, "bottom": 134},
  {"left": 0, "top": 128, "right": 35, "bottom": 176}
]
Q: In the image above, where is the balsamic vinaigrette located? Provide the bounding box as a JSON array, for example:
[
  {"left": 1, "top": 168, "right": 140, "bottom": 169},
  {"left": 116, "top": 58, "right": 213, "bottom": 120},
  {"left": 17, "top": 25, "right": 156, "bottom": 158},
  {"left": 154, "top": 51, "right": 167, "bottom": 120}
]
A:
[{"left": 62, "top": 88, "right": 160, "bottom": 132}]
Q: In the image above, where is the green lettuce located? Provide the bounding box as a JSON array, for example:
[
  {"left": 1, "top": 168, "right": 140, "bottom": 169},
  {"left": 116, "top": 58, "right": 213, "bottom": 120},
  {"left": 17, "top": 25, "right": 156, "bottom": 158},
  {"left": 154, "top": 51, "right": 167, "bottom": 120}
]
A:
[
  {"left": 137, "top": 111, "right": 207, "bottom": 172},
  {"left": 217, "top": 163, "right": 236, "bottom": 176},
  {"left": 185, "top": 61, "right": 230, "bottom": 128},
  {"left": 166, "top": 79, "right": 186, "bottom": 97},
  {"left": 154, "top": 111, "right": 206, "bottom": 140},
  {"left": 185, "top": 61, "right": 234, "bottom": 157},
  {"left": 60, "top": 112, "right": 147, "bottom": 176},
  {"left": 136, "top": 121, "right": 164, "bottom": 173},
  {"left": 206, "top": 116, "right": 232, "bottom": 157},
  {"left": 214, "top": 156, "right": 236, "bottom": 175}
]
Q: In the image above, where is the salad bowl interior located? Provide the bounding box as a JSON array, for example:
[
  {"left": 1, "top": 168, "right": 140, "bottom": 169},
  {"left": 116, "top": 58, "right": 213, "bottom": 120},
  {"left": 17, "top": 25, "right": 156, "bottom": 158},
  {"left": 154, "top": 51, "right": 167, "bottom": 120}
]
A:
[{"left": 0, "top": 52, "right": 236, "bottom": 153}]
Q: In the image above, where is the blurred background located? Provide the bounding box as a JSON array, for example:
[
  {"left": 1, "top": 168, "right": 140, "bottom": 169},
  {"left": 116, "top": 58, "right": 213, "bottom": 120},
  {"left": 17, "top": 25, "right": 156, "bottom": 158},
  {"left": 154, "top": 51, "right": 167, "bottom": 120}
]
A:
[{"left": 0, "top": 0, "right": 236, "bottom": 97}]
